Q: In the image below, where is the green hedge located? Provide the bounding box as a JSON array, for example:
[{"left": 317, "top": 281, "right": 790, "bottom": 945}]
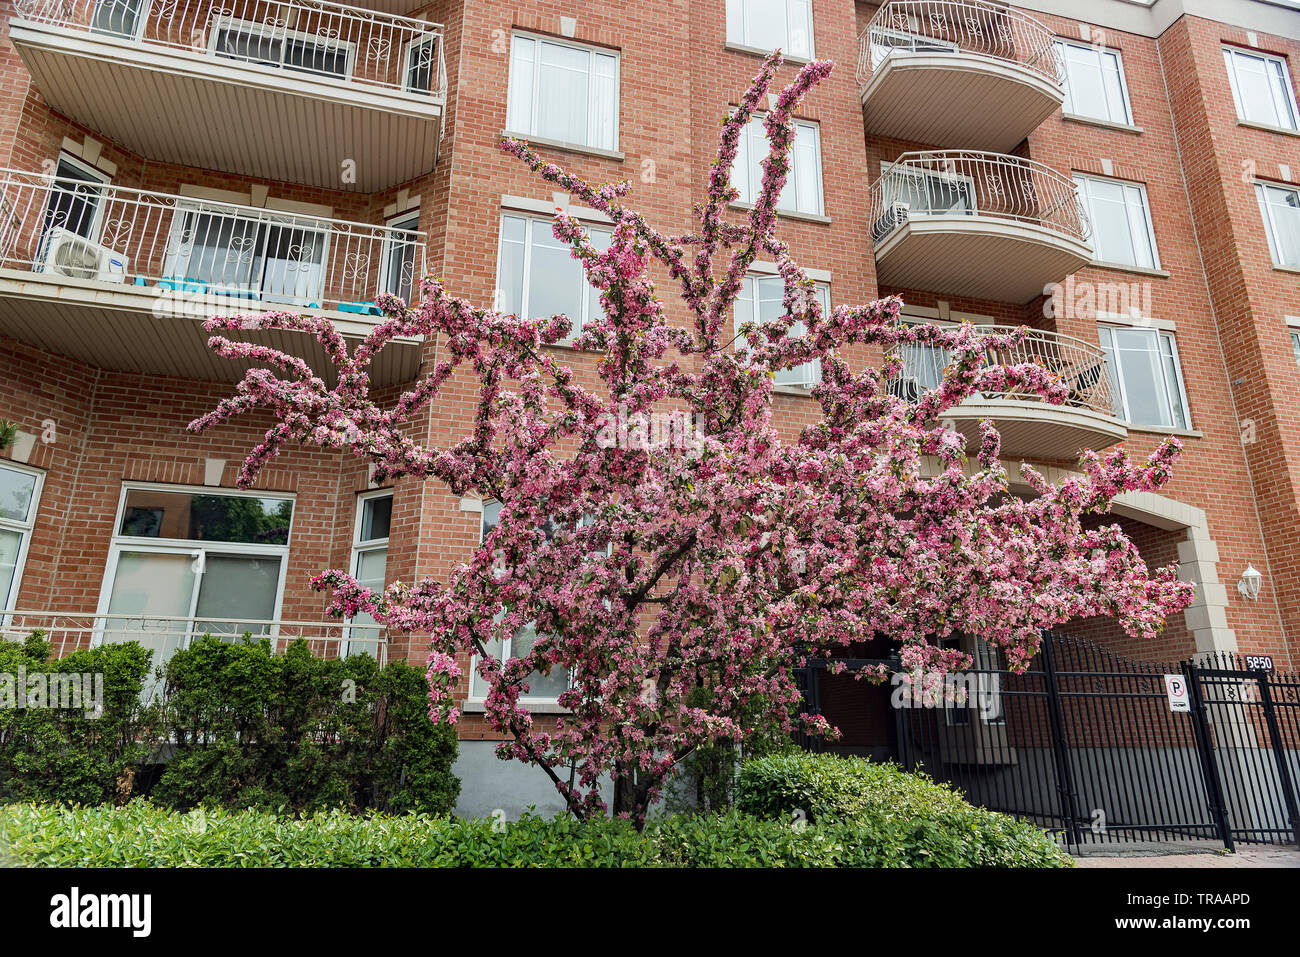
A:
[
  {"left": 0, "top": 800, "right": 1072, "bottom": 867},
  {"left": 735, "top": 752, "right": 1072, "bottom": 867},
  {"left": 0, "top": 634, "right": 459, "bottom": 816}
]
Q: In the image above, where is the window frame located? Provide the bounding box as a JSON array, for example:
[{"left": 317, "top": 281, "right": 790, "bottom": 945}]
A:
[
  {"left": 207, "top": 16, "right": 357, "bottom": 80},
  {"left": 733, "top": 113, "right": 826, "bottom": 217},
  {"left": 380, "top": 210, "right": 421, "bottom": 302},
  {"left": 1055, "top": 37, "right": 1135, "bottom": 126},
  {"left": 725, "top": 0, "right": 815, "bottom": 60},
  {"left": 403, "top": 32, "right": 440, "bottom": 94},
  {"left": 0, "top": 461, "right": 44, "bottom": 623},
  {"left": 493, "top": 211, "right": 613, "bottom": 344},
  {"left": 1222, "top": 45, "right": 1299, "bottom": 131},
  {"left": 93, "top": 482, "right": 295, "bottom": 647},
  {"left": 505, "top": 31, "right": 621, "bottom": 152},
  {"left": 1098, "top": 324, "right": 1192, "bottom": 431},
  {"left": 1290, "top": 328, "right": 1300, "bottom": 372},
  {"left": 1255, "top": 181, "right": 1300, "bottom": 269},
  {"left": 345, "top": 489, "right": 393, "bottom": 656},
  {"left": 1073, "top": 172, "right": 1161, "bottom": 270},
  {"left": 733, "top": 273, "right": 828, "bottom": 389}
]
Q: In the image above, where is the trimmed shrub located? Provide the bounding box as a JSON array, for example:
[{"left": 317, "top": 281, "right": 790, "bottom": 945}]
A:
[
  {"left": 0, "top": 634, "right": 158, "bottom": 805},
  {"left": 735, "top": 751, "right": 1071, "bottom": 867},
  {"left": 0, "top": 801, "right": 1073, "bottom": 868}
]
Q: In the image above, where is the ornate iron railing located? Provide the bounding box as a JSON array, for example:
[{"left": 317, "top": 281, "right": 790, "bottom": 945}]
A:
[
  {"left": 0, "top": 167, "right": 425, "bottom": 311},
  {"left": 11, "top": 0, "right": 446, "bottom": 98},
  {"left": 869, "top": 150, "right": 1090, "bottom": 248},
  {"left": 857, "top": 0, "right": 1063, "bottom": 89},
  {"left": 891, "top": 324, "right": 1119, "bottom": 418}
]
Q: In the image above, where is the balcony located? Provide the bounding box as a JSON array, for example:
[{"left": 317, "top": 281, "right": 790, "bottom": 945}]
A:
[
  {"left": 0, "top": 167, "right": 424, "bottom": 385},
  {"left": 857, "top": 0, "right": 1064, "bottom": 152},
  {"left": 869, "top": 151, "right": 1093, "bottom": 304},
  {"left": 8, "top": 0, "right": 446, "bottom": 192},
  {"left": 891, "top": 325, "right": 1127, "bottom": 459}
]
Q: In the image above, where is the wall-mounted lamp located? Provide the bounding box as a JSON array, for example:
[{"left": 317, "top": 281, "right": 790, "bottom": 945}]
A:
[{"left": 1237, "top": 564, "right": 1263, "bottom": 601}]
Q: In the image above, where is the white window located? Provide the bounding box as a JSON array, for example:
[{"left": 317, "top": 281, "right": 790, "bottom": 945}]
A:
[
  {"left": 725, "top": 0, "right": 814, "bottom": 59},
  {"left": 1099, "top": 326, "right": 1190, "bottom": 430},
  {"left": 381, "top": 211, "right": 421, "bottom": 302},
  {"left": 0, "top": 462, "right": 43, "bottom": 619},
  {"left": 404, "top": 33, "right": 440, "bottom": 94},
  {"left": 1223, "top": 47, "right": 1299, "bottom": 131},
  {"left": 470, "top": 501, "right": 569, "bottom": 702},
  {"left": 506, "top": 33, "right": 619, "bottom": 151},
  {"left": 1074, "top": 174, "right": 1160, "bottom": 270},
  {"left": 892, "top": 317, "right": 952, "bottom": 400},
  {"left": 90, "top": 0, "right": 146, "bottom": 39},
  {"left": 495, "top": 212, "right": 612, "bottom": 343},
  {"left": 347, "top": 491, "right": 392, "bottom": 657},
  {"left": 1056, "top": 39, "right": 1134, "bottom": 125},
  {"left": 1291, "top": 330, "right": 1300, "bottom": 371},
  {"left": 734, "top": 115, "right": 824, "bottom": 216},
  {"left": 210, "top": 18, "right": 354, "bottom": 79},
  {"left": 734, "top": 275, "right": 827, "bottom": 388},
  {"left": 36, "top": 154, "right": 110, "bottom": 267},
  {"left": 163, "top": 203, "right": 328, "bottom": 305},
  {"left": 96, "top": 485, "right": 294, "bottom": 672},
  {"left": 1256, "top": 182, "right": 1300, "bottom": 269}
]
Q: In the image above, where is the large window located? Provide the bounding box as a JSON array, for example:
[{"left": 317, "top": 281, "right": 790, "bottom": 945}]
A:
[
  {"left": 470, "top": 501, "right": 569, "bottom": 702},
  {"left": 1056, "top": 39, "right": 1134, "bottom": 125},
  {"left": 1099, "top": 326, "right": 1190, "bottom": 430},
  {"left": 210, "top": 18, "right": 353, "bottom": 79},
  {"left": 1290, "top": 330, "right": 1300, "bottom": 372},
  {"left": 381, "top": 211, "right": 421, "bottom": 302},
  {"left": 506, "top": 33, "right": 619, "bottom": 151},
  {"left": 1256, "top": 182, "right": 1300, "bottom": 269},
  {"left": 347, "top": 491, "right": 392, "bottom": 656},
  {"left": 734, "top": 115, "right": 824, "bottom": 216},
  {"left": 734, "top": 275, "right": 827, "bottom": 388},
  {"left": 725, "top": 0, "right": 814, "bottom": 59},
  {"left": 97, "top": 486, "right": 294, "bottom": 666},
  {"left": 1074, "top": 174, "right": 1160, "bottom": 270},
  {"left": 0, "top": 463, "right": 42, "bottom": 618},
  {"left": 495, "top": 212, "right": 612, "bottom": 343},
  {"left": 1223, "top": 47, "right": 1299, "bottom": 131}
]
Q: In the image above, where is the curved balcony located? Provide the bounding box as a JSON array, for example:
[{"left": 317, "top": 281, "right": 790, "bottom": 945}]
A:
[
  {"left": 857, "top": 0, "right": 1064, "bottom": 152},
  {"left": 870, "top": 151, "right": 1093, "bottom": 304},
  {"left": 8, "top": 0, "right": 446, "bottom": 192},
  {"left": 0, "top": 167, "right": 424, "bottom": 385},
  {"left": 891, "top": 325, "right": 1127, "bottom": 459}
]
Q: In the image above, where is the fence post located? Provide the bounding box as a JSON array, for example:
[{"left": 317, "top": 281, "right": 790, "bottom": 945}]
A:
[
  {"left": 1040, "top": 634, "right": 1083, "bottom": 847},
  {"left": 1183, "top": 660, "right": 1235, "bottom": 852},
  {"left": 1254, "top": 670, "right": 1300, "bottom": 848}
]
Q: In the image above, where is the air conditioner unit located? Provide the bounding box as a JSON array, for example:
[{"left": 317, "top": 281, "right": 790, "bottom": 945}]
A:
[
  {"left": 871, "top": 201, "right": 909, "bottom": 244},
  {"left": 38, "top": 228, "right": 129, "bottom": 283}
]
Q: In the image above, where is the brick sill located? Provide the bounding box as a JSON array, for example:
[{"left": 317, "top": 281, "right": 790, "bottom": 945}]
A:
[
  {"left": 730, "top": 201, "right": 832, "bottom": 225},
  {"left": 1062, "top": 113, "right": 1144, "bottom": 135},
  {"left": 1272, "top": 264, "right": 1300, "bottom": 275},
  {"left": 1237, "top": 120, "right": 1300, "bottom": 138},
  {"left": 1124, "top": 426, "right": 1204, "bottom": 439},
  {"left": 501, "top": 131, "right": 625, "bottom": 162},
  {"left": 461, "top": 700, "right": 570, "bottom": 715},
  {"left": 1086, "top": 261, "right": 1172, "bottom": 279},
  {"left": 724, "top": 41, "right": 811, "bottom": 66}
]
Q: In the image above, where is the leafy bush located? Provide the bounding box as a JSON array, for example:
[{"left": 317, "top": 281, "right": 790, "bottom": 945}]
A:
[
  {"left": 0, "top": 633, "right": 459, "bottom": 815},
  {"left": 151, "top": 637, "right": 459, "bottom": 815},
  {"left": 0, "top": 800, "right": 1072, "bottom": 868},
  {"left": 735, "top": 752, "right": 1071, "bottom": 867},
  {"left": 0, "top": 634, "right": 158, "bottom": 805}
]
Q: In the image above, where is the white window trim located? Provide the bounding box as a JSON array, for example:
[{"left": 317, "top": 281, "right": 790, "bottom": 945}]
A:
[
  {"left": 505, "top": 30, "right": 621, "bottom": 152},
  {"left": 725, "top": 0, "right": 816, "bottom": 60},
  {"left": 1223, "top": 45, "right": 1300, "bottom": 132},
  {"left": 737, "top": 113, "right": 826, "bottom": 217},
  {"left": 1255, "top": 181, "right": 1300, "bottom": 268},
  {"left": 345, "top": 489, "right": 392, "bottom": 656},
  {"left": 733, "top": 273, "right": 828, "bottom": 389},
  {"left": 1074, "top": 172, "right": 1162, "bottom": 271},
  {"left": 1055, "top": 37, "right": 1135, "bottom": 126},
  {"left": 494, "top": 211, "right": 612, "bottom": 343},
  {"left": 1099, "top": 325, "right": 1192, "bottom": 431},
  {"left": 878, "top": 159, "right": 978, "bottom": 216},
  {"left": 45, "top": 152, "right": 112, "bottom": 243},
  {"left": 380, "top": 210, "right": 420, "bottom": 301},
  {"left": 403, "top": 32, "right": 439, "bottom": 94},
  {"left": 0, "top": 461, "right": 44, "bottom": 622},
  {"left": 93, "top": 482, "right": 295, "bottom": 648},
  {"left": 207, "top": 16, "right": 357, "bottom": 79}
]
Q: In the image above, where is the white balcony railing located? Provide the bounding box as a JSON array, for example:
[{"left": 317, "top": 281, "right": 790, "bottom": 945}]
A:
[
  {"left": 889, "top": 324, "right": 1119, "bottom": 420},
  {"left": 869, "top": 151, "right": 1091, "bottom": 248},
  {"left": 858, "top": 0, "right": 1063, "bottom": 89},
  {"left": 1, "top": 611, "right": 389, "bottom": 665},
  {"left": 11, "top": 0, "right": 446, "bottom": 98},
  {"left": 0, "top": 167, "right": 425, "bottom": 312}
]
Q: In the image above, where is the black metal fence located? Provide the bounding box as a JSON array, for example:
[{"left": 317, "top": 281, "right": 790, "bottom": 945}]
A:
[{"left": 802, "top": 633, "right": 1300, "bottom": 850}]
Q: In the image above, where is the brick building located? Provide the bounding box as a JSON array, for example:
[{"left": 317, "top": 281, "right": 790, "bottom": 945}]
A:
[{"left": 0, "top": 0, "right": 1296, "bottom": 814}]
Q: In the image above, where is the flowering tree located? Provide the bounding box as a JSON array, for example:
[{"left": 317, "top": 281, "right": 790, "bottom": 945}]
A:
[{"left": 190, "top": 54, "right": 1194, "bottom": 824}]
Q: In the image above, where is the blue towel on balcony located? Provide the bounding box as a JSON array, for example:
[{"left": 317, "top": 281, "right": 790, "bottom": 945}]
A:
[{"left": 339, "top": 301, "right": 381, "bottom": 316}]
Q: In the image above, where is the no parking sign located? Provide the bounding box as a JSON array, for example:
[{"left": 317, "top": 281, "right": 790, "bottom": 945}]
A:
[{"left": 1164, "top": 674, "right": 1191, "bottom": 713}]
